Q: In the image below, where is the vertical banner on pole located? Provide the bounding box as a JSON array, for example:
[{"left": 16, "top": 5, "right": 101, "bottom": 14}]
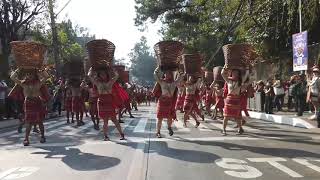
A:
[{"left": 293, "top": 31, "right": 308, "bottom": 71}]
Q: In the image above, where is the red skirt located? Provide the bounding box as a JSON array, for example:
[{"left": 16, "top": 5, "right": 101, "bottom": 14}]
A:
[
  {"left": 183, "top": 94, "right": 201, "bottom": 114},
  {"left": 98, "top": 94, "right": 116, "bottom": 119},
  {"left": 175, "top": 94, "right": 185, "bottom": 111},
  {"left": 64, "top": 97, "right": 72, "bottom": 111},
  {"left": 157, "top": 96, "right": 175, "bottom": 119},
  {"left": 89, "top": 97, "right": 98, "bottom": 115},
  {"left": 224, "top": 95, "right": 241, "bottom": 119},
  {"left": 215, "top": 96, "right": 225, "bottom": 109},
  {"left": 72, "top": 96, "right": 84, "bottom": 113},
  {"left": 24, "top": 97, "right": 45, "bottom": 123}
]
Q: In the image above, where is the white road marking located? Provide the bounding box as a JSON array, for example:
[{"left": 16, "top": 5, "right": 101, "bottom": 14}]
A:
[
  {"left": 293, "top": 158, "right": 320, "bottom": 173},
  {"left": 110, "top": 119, "right": 134, "bottom": 134},
  {"left": 0, "top": 167, "right": 39, "bottom": 180},
  {"left": 126, "top": 143, "right": 147, "bottom": 180},
  {"left": 133, "top": 118, "right": 148, "bottom": 133},
  {"left": 248, "top": 158, "right": 303, "bottom": 178},
  {"left": 215, "top": 158, "right": 263, "bottom": 179}
]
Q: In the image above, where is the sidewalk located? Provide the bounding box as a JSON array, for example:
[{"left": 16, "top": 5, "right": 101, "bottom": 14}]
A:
[
  {"left": 247, "top": 110, "right": 319, "bottom": 129},
  {"left": 0, "top": 112, "right": 62, "bottom": 130}
]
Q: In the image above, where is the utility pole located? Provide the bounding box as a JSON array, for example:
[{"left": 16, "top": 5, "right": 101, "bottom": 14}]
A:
[
  {"left": 48, "top": 0, "right": 60, "bottom": 77},
  {"left": 299, "top": 0, "right": 302, "bottom": 33}
]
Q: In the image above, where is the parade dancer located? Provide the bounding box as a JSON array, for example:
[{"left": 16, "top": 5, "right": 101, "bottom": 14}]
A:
[
  {"left": 71, "top": 79, "right": 85, "bottom": 126},
  {"left": 183, "top": 75, "right": 204, "bottom": 127},
  {"left": 64, "top": 81, "right": 73, "bottom": 123},
  {"left": 175, "top": 80, "right": 186, "bottom": 113},
  {"left": 221, "top": 66, "right": 249, "bottom": 135},
  {"left": 88, "top": 67, "right": 125, "bottom": 141},
  {"left": 204, "top": 83, "right": 214, "bottom": 116},
  {"left": 10, "top": 69, "right": 49, "bottom": 146},
  {"left": 154, "top": 67, "right": 183, "bottom": 138},
  {"left": 87, "top": 82, "right": 99, "bottom": 130},
  {"left": 211, "top": 82, "right": 224, "bottom": 120}
]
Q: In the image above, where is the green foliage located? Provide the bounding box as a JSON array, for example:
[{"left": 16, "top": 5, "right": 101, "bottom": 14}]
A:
[
  {"left": 129, "top": 36, "right": 156, "bottom": 86},
  {"left": 135, "top": 0, "right": 320, "bottom": 70}
]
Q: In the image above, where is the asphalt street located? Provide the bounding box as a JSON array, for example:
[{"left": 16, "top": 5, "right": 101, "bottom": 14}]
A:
[{"left": 0, "top": 104, "right": 320, "bottom": 180}]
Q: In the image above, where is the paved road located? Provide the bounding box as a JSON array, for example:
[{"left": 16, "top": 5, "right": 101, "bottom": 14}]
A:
[{"left": 0, "top": 104, "right": 320, "bottom": 180}]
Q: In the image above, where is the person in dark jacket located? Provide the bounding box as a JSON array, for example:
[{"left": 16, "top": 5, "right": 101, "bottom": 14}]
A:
[{"left": 292, "top": 74, "right": 307, "bottom": 116}]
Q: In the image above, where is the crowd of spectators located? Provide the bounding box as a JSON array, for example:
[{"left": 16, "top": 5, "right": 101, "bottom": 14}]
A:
[{"left": 254, "top": 73, "right": 310, "bottom": 117}]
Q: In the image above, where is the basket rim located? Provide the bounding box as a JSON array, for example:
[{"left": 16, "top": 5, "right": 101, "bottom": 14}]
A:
[
  {"left": 86, "top": 39, "right": 116, "bottom": 48},
  {"left": 10, "top": 41, "right": 47, "bottom": 48},
  {"left": 154, "top": 40, "right": 184, "bottom": 49}
]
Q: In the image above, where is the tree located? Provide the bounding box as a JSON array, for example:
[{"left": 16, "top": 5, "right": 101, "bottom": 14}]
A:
[
  {"left": 129, "top": 36, "right": 156, "bottom": 86},
  {"left": 0, "top": 0, "right": 47, "bottom": 76},
  {"left": 135, "top": 0, "right": 320, "bottom": 70}
]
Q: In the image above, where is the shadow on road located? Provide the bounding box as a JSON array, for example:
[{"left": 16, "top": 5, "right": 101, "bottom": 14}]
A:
[{"left": 32, "top": 146, "right": 121, "bottom": 171}]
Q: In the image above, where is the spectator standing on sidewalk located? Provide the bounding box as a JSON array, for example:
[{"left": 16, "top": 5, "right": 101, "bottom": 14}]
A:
[
  {"left": 292, "top": 74, "right": 307, "bottom": 116},
  {"left": 273, "top": 75, "right": 285, "bottom": 111},
  {"left": 0, "top": 79, "right": 8, "bottom": 120},
  {"left": 288, "top": 75, "right": 297, "bottom": 111},
  {"left": 307, "top": 65, "right": 320, "bottom": 120},
  {"left": 264, "top": 82, "right": 274, "bottom": 114},
  {"left": 255, "top": 80, "right": 265, "bottom": 112}
]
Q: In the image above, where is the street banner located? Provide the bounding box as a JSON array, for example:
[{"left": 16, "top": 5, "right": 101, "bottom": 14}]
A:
[{"left": 292, "top": 31, "right": 308, "bottom": 71}]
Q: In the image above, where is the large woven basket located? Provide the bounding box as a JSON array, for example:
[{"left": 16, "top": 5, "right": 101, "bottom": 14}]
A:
[
  {"left": 86, "top": 39, "right": 115, "bottom": 69},
  {"left": 10, "top": 41, "right": 46, "bottom": 69},
  {"left": 213, "top": 66, "right": 224, "bottom": 82},
  {"left": 222, "top": 44, "right": 258, "bottom": 69},
  {"left": 183, "top": 53, "right": 203, "bottom": 75},
  {"left": 154, "top": 41, "right": 184, "bottom": 71}
]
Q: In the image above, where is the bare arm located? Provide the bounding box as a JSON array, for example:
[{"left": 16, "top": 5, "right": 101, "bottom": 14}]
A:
[
  {"left": 88, "top": 67, "right": 99, "bottom": 85},
  {"left": 174, "top": 72, "right": 185, "bottom": 85},
  {"left": 154, "top": 67, "right": 163, "bottom": 83},
  {"left": 38, "top": 70, "right": 49, "bottom": 85},
  {"left": 241, "top": 69, "right": 250, "bottom": 85},
  {"left": 10, "top": 69, "right": 23, "bottom": 86},
  {"left": 107, "top": 69, "right": 119, "bottom": 87},
  {"left": 221, "top": 67, "right": 230, "bottom": 83}
]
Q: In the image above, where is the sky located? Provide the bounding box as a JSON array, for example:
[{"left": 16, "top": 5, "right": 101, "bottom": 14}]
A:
[{"left": 57, "top": 0, "right": 162, "bottom": 61}]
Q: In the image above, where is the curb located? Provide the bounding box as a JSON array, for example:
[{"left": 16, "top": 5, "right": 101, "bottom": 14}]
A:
[{"left": 247, "top": 111, "right": 316, "bottom": 129}]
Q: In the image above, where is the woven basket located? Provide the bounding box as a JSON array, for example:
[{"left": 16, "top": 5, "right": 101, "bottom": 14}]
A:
[
  {"left": 10, "top": 41, "right": 46, "bottom": 69},
  {"left": 183, "top": 53, "right": 203, "bottom": 75},
  {"left": 222, "top": 44, "right": 258, "bottom": 69},
  {"left": 154, "top": 41, "right": 184, "bottom": 71},
  {"left": 213, "top": 66, "right": 224, "bottom": 82},
  {"left": 86, "top": 39, "right": 115, "bottom": 68}
]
